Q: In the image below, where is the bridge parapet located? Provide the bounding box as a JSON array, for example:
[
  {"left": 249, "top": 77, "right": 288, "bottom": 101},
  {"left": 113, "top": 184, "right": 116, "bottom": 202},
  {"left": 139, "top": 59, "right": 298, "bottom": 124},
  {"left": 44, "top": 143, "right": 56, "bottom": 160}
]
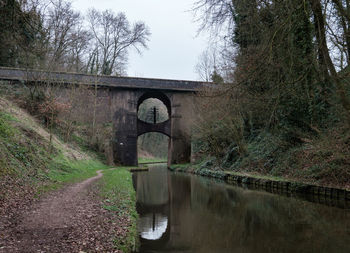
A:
[{"left": 0, "top": 67, "right": 208, "bottom": 92}]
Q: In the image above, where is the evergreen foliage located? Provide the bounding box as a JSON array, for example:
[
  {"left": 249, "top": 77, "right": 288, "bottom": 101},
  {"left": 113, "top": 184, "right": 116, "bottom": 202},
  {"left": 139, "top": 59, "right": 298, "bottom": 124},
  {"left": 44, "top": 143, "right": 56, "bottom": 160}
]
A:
[{"left": 0, "top": 0, "right": 46, "bottom": 68}]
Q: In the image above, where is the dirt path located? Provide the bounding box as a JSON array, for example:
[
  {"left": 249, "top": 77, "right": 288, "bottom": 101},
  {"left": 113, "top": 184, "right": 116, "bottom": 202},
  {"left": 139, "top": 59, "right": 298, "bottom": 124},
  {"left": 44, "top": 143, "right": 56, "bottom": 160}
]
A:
[{"left": 0, "top": 170, "right": 122, "bottom": 253}]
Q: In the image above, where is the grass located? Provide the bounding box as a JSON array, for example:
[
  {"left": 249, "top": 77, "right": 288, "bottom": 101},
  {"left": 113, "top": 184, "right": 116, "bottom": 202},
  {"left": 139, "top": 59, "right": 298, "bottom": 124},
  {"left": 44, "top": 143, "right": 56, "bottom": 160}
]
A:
[
  {"left": 0, "top": 103, "right": 109, "bottom": 194},
  {"left": 138, "top": 157, "right": 167, "bottom": 164},
  {"left": 0, "top": 111, "right": 42, "bottom": 177},
  {"left": 0, "top": 112, "right": 18, "bottom": 139},
  {"left": 98, "top": 168, "right": 138, "bottom": 253},
  {"left": 47, "top": 156, "right": 109, "bottom": 183},
  {"left": 38, "top": 164, "right": 139, "bottom": 252},
  {"left": 35, "top": 156, "right": 110, "bottom": 196}
]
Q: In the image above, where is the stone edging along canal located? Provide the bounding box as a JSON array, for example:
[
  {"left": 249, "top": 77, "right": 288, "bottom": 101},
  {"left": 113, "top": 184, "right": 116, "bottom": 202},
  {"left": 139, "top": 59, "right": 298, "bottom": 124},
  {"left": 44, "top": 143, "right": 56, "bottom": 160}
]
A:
[{"left": 168, "top": 166, "right": 350, "bottom": 209}]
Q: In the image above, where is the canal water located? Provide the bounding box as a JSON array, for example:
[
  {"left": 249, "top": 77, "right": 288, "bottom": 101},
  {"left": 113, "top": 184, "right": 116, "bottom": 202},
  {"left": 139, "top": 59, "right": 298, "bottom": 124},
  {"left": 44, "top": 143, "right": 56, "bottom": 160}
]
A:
[{"left": 132, "top": 165, "right": 350, "bottom": 253}]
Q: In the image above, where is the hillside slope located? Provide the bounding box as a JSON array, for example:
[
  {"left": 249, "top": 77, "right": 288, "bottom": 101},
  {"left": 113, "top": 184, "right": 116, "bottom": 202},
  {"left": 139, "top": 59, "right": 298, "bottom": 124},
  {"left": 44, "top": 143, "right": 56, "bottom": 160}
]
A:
[{"left": 0, "top": 95, "right": 106, "bottom": 215}]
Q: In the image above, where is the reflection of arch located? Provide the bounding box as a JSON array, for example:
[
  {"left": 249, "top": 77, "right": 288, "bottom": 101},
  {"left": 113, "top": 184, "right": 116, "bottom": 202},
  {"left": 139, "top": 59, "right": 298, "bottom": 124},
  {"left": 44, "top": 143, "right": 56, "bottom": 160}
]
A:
[
  {"left": 139, "top": 213, "right": 168, "bottom": 240},
  {"left": 137, "top": 92, "right": 171, "bottom": 137},
  {"left": 139, "top": 215, "right": 171, "bottom": 250},
  {"left": 134, "top": 166, "right": 171, "bottom": 250}
]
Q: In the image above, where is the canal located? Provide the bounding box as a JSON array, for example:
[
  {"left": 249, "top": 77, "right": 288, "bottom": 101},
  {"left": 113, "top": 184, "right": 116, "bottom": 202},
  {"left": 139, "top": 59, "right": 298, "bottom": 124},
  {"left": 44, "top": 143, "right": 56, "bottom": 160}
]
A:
[{"left": 132, "top": 165, "right": 350, "bottom": 253}]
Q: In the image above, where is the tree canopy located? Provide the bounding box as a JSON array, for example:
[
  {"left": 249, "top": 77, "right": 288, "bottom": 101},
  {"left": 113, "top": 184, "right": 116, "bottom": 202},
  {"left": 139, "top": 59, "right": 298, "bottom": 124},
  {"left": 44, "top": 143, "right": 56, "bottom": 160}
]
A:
[{"left": 0, "top": 0, "right": 151, "bottom": 76}]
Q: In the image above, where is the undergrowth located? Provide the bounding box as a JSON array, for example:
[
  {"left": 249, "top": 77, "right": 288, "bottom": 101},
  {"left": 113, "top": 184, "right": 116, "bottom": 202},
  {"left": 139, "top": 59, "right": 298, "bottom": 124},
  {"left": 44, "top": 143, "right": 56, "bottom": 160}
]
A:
[
  {"left": 0, "top": 94, "right": 108, "bottom": 200},
  {"left": 0, "top": 110, "right": 49, "bottom": 178},
  {"left": 196, "top": 126, "right": 350, "bottom": 189}
]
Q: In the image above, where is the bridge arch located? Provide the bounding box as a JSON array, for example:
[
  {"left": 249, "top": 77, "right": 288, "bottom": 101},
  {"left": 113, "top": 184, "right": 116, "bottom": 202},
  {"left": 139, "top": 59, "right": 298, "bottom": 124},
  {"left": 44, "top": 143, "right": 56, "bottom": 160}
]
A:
[
  {"left": 137, "top": 91, "right": 171, "bottom": 138},
  {"left": 137, "top": 132, "right": 170, "bottom": 162},
  {"left": 112, "top": 89, "right": 193, "bottom": 166},
  {"left": 137, "top": 91, "right": 171, "bottom": 119}
]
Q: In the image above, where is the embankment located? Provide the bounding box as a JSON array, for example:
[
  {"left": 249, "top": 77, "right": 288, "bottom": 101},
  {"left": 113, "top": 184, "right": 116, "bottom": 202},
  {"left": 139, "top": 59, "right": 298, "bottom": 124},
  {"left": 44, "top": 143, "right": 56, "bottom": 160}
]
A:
[
  {"left": 169, "top": 165, "right": 350, "bottom": 209},
  {"left": 0, "top": 95, "right": 137, "bottom": 252}
]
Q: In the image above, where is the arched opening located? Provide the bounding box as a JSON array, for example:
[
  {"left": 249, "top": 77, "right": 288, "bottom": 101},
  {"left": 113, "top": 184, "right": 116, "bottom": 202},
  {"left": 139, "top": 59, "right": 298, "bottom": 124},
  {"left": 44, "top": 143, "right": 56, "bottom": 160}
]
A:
[
  {"left": 137, "top": 92, "right": 171, "bottom": 164},
  {"left": 138, "top": 132, "right": 169, "bottom": 164},
  {"left": 137, "top": 91, "right": 171, "bottom": 122},
  {"left": 137, "top": 98, "right": 170, "bottom": 124}
]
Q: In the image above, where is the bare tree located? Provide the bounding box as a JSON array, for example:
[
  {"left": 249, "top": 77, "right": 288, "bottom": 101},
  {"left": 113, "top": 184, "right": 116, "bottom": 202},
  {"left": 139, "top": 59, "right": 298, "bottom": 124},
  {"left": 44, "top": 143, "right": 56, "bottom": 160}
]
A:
[
  {"left": 87, "top": 8, "right": 150, "bottom": 75},
  {"left": 66, "top": 25, "right": 92, "bottom": 72},
  {"left": 328, "top": 0, "right": 350, "bottom": 66},
  {"left": 45, "top": 0, "right": 86, "bottom": 71},
  {"left": 195, "top": 47, "right": 219, "bottom": 81},
  {"left": 310, "top": 0, "right": 350, "bottom": 127},
  {"left": 193, "top": 0, "right": 235, "bottom": 34}
]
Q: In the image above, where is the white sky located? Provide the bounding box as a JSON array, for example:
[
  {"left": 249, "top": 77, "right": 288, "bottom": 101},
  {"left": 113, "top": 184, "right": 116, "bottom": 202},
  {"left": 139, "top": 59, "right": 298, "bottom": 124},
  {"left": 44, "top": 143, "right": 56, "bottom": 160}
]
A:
[{"left": 72, "top": 0, "right": 209, "bottom": 81}]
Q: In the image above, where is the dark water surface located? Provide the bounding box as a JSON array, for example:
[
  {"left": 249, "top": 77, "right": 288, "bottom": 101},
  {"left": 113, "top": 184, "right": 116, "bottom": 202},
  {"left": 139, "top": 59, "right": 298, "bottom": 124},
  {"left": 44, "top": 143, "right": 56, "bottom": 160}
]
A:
[{"left": 133, "top": 165, "right": 350, "bottom": 253}]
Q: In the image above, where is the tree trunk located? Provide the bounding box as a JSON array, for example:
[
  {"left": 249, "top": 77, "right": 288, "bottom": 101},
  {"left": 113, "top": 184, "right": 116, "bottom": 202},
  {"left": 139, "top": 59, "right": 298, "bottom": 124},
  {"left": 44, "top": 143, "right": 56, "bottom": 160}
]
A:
[
  {"left": 310, "top": 0, "right": 350, "bottom": 128},
  {"left": 331, "top": 0, "right": 350, "bottom": 64}
]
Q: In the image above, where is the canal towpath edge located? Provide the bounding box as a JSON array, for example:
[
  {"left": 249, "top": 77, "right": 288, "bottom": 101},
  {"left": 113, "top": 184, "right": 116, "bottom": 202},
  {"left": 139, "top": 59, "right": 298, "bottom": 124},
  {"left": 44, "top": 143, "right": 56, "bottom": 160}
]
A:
[{"left": 0, "top": 168, "right": 137, "bottom": 253}]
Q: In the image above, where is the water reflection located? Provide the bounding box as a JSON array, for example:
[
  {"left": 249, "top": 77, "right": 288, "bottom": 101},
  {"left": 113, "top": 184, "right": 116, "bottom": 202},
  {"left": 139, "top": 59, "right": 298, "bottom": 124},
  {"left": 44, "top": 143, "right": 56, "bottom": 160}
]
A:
[
  {"left": 139, "top": 213, "right": 168, "bottom": 240},
  {"left": 133, "top": 165, "right": 350, "bottom": 253}
]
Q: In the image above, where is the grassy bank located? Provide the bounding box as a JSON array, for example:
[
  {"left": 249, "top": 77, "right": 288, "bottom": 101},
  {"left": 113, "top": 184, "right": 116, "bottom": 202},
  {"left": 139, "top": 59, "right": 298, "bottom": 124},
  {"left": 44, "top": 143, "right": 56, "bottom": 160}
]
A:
[
  {"left": 0, "top": 96, "right": 107, "bottom": 199},
  {"left": 0, "top": 95, "right": 139, "bottom": 252},
  {"left": 138, "top": 157, "right": 167, "bottom": 164},
  {"left": 98, "top": 168, "right": 138, "bottom": 252},
  {"left": 36, "top": 157, "right": 109, "bottom": 196}
]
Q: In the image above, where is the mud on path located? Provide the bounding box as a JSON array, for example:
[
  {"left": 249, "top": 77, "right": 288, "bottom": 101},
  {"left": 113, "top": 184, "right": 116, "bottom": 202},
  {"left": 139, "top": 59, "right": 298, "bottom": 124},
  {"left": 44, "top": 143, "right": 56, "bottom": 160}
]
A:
[{"left": 0, "top": 170, "right": 123, "bottom": 253}]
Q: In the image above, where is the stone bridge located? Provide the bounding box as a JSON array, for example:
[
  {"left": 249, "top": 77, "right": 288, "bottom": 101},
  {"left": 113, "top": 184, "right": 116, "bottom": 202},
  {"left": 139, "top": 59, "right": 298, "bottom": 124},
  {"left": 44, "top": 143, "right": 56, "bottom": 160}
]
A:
[{"left": 0, "top": 67, "right": 207, "bottom": 166}]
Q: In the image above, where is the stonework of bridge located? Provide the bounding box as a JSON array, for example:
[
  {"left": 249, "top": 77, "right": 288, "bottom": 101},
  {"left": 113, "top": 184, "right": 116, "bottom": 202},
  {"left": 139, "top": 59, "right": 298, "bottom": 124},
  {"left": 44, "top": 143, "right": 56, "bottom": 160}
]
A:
[{"left": 0, "top": 67, "right": 207, "bottom": 166}]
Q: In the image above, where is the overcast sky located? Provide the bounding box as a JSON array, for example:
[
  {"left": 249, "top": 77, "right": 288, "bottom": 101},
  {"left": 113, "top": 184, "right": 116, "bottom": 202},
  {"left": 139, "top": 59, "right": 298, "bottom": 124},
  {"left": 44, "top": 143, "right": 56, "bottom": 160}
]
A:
[{"left": 72, "top": 0, "right": 209, "bottom": 81}]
